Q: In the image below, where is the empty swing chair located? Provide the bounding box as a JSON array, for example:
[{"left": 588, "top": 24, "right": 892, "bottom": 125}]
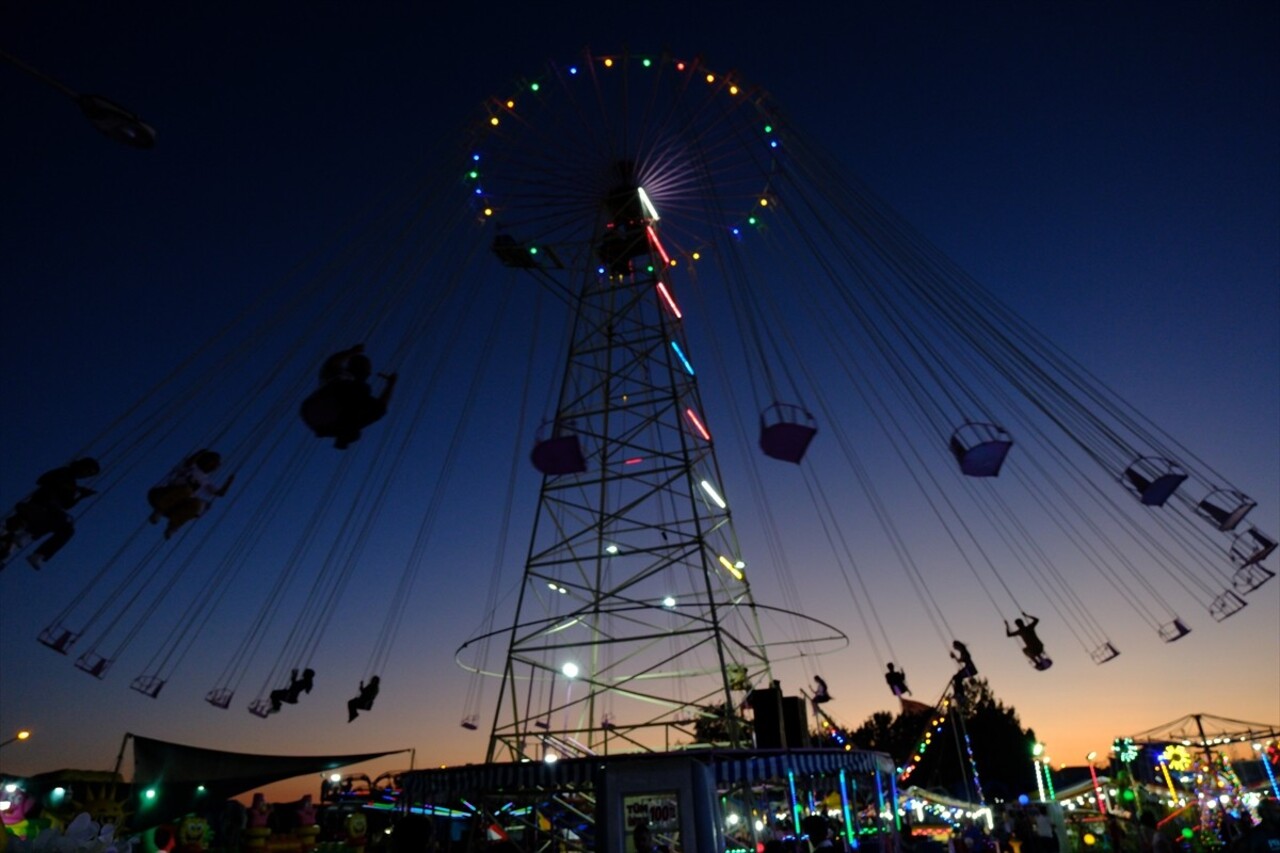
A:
[
  {"left": 530, "top": 420, "right": 587, "bottom": 476},
  {"left": 759, "top": 403, "right": 817, "bottom": 464},
  {"left": 37, "top": 625, "right": 79, "bottom": 654},
  {"left": 492, "top": 234, "right": 563, "bottom": 270},
  {"left": 1157, "top": 618, "right": 1191, "bottom": 642},
  {"left": 1231, "top": 563, "right": 1274, "bottom": 596},
  {"left": 1208, "top": 590, "right": 1247, "bottom": 621},
  {"left": 1229, "top": 528, "right": 1277, "bottom": 594},
  {"left": 949, "top": 421, "right": 1013, "bottom": 477},
  {"left": 1089, "top": 642, "right": 1121, "bottom": 664},
  {"left": 75, "top": 651, "right": 113, "bottom": 679},
  {"left": 205, "top": 688, "right": 234, "bottom": 709},
  {"left": 460, "top": 715, "right": 479, "bottom": 731},
  {"left": 492, "top": 234, "right": 538, "bottom": 269},
  {"left": 1230, "top": 527, "right": 1276, "bottom": 568},
  {"left": 130, "top": 675, "right": 165, "bottom": 699},
  {"left": 1121, "top": 456, "right": 1188, "bottom": 506},
  {"left": 1196, "top": 488, "right": 1257, "bottom": 532}
]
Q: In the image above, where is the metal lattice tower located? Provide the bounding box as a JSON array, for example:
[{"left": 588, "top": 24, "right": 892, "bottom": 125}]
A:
[{"left": 485, "top": 169, "right": 772, "bottom": 763}]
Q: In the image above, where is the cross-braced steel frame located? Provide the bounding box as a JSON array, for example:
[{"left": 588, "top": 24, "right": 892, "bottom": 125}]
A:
[{"left": 486, "top": 213, "right": 772, "bottom": 764}]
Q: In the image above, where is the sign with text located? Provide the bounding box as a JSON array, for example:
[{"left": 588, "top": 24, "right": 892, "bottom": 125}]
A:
[{"left": 624, "top": 791, "right": 679, "bottom": 852}]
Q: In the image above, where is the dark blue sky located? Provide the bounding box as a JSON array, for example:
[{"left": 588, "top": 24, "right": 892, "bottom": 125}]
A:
[{"left": 2, "top": 2, "right": 1276, "bottom": 796}]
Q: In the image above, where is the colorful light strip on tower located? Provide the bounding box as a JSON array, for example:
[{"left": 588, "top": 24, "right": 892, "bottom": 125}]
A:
[
  {"left": 685, "top": 408, "right": 711, "bottom": 440},
  {"left": 645, "top": 225, "right": 671, "bottom": 266},
  {"left": 637, "top": 187, "right": 660, "bottom": 221},
  {"left": 670, "top": 340, "right": 695, "bottom": 375},
  {"left": 656, "top": 282, "right": 683, "bottom": 319},
  {"left": 717, "top": 554, "right": 743, "bottom": 580},
  {"left": 700, "top": 479, "right": 727, "bottom": 508}
]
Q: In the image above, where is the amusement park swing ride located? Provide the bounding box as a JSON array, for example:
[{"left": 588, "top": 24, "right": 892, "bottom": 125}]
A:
[{"left": 0, "top": 50, "right": 1275, "bottom": 793}]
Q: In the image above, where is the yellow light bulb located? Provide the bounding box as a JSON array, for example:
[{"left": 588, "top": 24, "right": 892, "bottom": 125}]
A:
[
  {"left": 604, "top": 58, "right": 614, "bottom": 68},
  {"left": 729, "top": 85, "right": 739, "bottom": 95},
  {"left": 705, "top": 73, "right": 715, "bottom": 83},
  {"left": 760, "top": 198, "right": 769, "bottom": 207},
  {"left": 490, "top": 116, "right": 499, "bottom": 126},
  {"left": 483, "top": 208, "right": 493, "bottom": 216},
  {"left": 506, "top": 100, "right": 515, "bottom": 108}
]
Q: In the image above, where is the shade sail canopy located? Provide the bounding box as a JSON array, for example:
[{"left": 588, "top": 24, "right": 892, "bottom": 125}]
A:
[{"left": 131, "top": 733, "right": 410, "bottom": 801}]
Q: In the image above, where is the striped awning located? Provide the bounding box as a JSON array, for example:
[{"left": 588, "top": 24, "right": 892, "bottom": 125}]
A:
[
  {"left": 401, "top": 748, "right": 893, "bottom": 800},
  {"left": 712, "top": 749, "right": 893, "bottom": 784}
]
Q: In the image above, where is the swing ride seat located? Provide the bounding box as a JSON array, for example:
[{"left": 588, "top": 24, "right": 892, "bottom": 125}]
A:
[
  {"left": 531, "top": 434, "right": 586, "bottom": 476},
  {"left": 205, "top": 688, "right": 234, "bottom": 709},
  {"left": 1196, "top": 488, "right": 1257, "bottom": 532},
  {"left": 1230, "top": 527, "right": 1277, "bottom": 568},
  {"left": 37, "top": 625, "right": 79, "bottom": 654},
  {"left": 1089, "top": 642, "right": 1120, "bottom": 664},
  {"left": 75, "top": 652, "right": 112, "bottom": 679},
  {"left": 1208, "top": 590, "right": 1247, "bottom": 622},
  {"left": 492, "top": 234, "right": 539, "bottom": 268},
  {"left": 1230, "top": 563, "right": 1275, "bottom": 595},
  {"left": 460, "top": 717, "right": 478, "bottom": 731},
  {"left": 759, "top": 403, "right": 817, "bottom": 464},
  {"left": 130, "top": 675, "right": 165, "bottom": 698},
  {"left": 1158, "top": 618, "right": 1191, "bottom": 642},
  {"left": 1029, "top": 654, "right": 1053, "bottom": 671},
  {"left": 1121, "top": 457, "right": 1188, "bottom": 507},
  {"left": 78, "top": 94, "right": 156, "bottom": 150},
  {"left": 248, "top": 699, "right": 273, "bottom": 718},
  {"left": 949, "top": 422, "right": 1013, "bottom": 477},
  {"left": 301, "top": 381, "right": 386, "bottom": 440}
]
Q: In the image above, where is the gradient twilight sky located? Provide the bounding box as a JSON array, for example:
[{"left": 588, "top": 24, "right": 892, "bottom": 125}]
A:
[{"left": 1, "top": 2, "right": 1276, "bottom": 803}]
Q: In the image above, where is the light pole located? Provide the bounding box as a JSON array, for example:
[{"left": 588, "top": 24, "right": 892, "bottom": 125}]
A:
[
  {"left": 0, "top": 729, "right": 31, "bottom": 749},
  {"left": 1, "top": 49, "right": 155, "bottom": 148}
]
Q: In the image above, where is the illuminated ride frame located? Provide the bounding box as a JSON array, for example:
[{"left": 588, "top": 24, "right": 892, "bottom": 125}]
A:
[{"left": 407, "top": 50, "right": 864, "bottom": 851}]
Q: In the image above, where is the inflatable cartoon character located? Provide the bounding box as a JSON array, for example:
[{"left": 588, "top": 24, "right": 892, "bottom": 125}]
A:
[
  {"left": 244, "top": 793, "right": 273, "bottom": 851},
  {"left": 342, "top": 812, "right": 367, "bottom": 853},
  {"left": 294, "top": 796, "right": 319, "bottom": 853},
  {"left": 0, "top": 784, "right": 52, "bottom": 841},
  {"left": 175, "top": 814, "right": 210, "bottom": 853}
]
